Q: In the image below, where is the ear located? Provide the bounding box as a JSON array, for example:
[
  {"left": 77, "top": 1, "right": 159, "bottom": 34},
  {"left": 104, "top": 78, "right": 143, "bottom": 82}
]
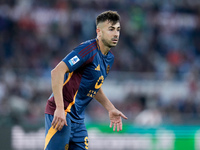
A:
[{"left": 96, "top": 27, "right": 101, "bottom": 37}]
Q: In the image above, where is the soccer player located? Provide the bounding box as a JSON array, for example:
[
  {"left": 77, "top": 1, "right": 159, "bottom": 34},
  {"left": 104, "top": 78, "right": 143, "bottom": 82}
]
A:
[{"left": 44, "top": 10, "right": 128, "bottom": 150}]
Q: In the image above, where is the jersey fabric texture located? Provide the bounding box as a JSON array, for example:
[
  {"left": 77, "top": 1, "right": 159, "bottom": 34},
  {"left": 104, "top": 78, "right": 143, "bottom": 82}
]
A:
[{"left": 45, "top": 38, "right": 114, "bottom": 123}]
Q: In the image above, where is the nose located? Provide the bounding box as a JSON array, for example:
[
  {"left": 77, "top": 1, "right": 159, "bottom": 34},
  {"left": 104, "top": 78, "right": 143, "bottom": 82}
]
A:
[{"left": 114, "top": 30, "right": 120, "bottom": 37}]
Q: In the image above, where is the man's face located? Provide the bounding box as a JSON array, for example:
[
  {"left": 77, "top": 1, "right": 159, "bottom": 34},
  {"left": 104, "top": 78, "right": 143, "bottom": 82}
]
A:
[{"left": 97, "top": 20, "right": 120, "bottom": 48}]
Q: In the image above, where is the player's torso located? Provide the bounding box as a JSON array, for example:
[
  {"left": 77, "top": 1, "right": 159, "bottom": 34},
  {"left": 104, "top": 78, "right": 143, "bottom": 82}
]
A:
[
  {"left": 68, "top": 49, "right": 114, "bottom": 122},
  {"left": 78, "top": 51, "right": 112, "bottom": 99}
]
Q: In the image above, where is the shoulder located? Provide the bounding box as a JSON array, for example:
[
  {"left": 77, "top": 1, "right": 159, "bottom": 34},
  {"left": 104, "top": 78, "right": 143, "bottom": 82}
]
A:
[
  {"left": 77, "top": 39, "right": 97, "bottom": 50},
  {"left": 81, "top": 39, "right": 97, "bottom": 45},
  {"left": 75, "top": 39, "right": 98, "bottom": 59}
]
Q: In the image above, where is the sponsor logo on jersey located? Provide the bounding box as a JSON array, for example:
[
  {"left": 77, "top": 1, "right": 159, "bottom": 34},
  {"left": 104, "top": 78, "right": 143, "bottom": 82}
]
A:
[
  {"left": 95, "top": 64, "right": 100, "bottom": 71},
  {"left": 68, "top": 55, "right": 80, "bottom": 66}
]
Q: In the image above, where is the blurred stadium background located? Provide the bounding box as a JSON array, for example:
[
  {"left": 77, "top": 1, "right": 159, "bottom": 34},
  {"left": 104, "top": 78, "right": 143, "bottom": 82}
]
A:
[{"left": 1, "top": 0, "right": 200, "bottom": 149}]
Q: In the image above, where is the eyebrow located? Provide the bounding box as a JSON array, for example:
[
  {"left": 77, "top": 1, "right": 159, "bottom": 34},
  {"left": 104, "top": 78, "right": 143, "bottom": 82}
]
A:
[{"left": 108, "top": 26, "right": 121, "bottom": 29}]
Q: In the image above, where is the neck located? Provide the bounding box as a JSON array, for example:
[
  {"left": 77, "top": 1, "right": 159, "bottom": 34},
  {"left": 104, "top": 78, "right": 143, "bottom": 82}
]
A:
[{"left": 97, "top": 37, "right": 110, "bottom": 55}]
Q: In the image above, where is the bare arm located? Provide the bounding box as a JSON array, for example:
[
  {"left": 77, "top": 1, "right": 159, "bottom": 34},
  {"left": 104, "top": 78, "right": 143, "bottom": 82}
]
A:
[
  {"left": 51, "top": 61, "right": 69, "bottom": 131},
  {"left": 94, "top": 87, "right": 115, "bottom": 111},
  {"left": 94, "top": 88, "right": 128, "bottom": 131}
]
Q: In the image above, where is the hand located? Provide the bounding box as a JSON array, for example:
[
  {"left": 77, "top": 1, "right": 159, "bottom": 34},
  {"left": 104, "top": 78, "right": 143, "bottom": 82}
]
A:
[
  {"left": 109, "top": 109, "right": 128, "bottom": 132},
  {"left": 52, "top": 107, "right": 67, "bottom": 131}
]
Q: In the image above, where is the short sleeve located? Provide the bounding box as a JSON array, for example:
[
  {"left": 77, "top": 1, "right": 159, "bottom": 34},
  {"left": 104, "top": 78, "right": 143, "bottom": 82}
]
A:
[
  {"left": 62, "top": 50, "right": 83, "bottom": 72},
  {"left": 62, "top": 41, "right": 97, "bottom": 72}
]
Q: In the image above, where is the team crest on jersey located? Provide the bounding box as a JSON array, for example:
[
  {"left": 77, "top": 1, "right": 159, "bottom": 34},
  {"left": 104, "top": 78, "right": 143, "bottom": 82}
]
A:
[
  {"left": 106, "top": 65, "right": 110, "bottom": 74},
  {"left": 68, "top": 55, "right": 80, "bottom": 66}
]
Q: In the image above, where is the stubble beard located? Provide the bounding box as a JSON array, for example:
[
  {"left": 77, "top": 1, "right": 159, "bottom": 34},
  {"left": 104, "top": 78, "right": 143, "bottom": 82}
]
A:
[{"left": 102, "top": 38, "right": 116, "bottom": 48}]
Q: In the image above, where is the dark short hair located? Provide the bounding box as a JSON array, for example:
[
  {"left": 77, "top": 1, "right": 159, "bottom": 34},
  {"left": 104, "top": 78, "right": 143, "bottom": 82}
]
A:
[{"left": 96, "top": 10, "right": 120, "bottom": 26}]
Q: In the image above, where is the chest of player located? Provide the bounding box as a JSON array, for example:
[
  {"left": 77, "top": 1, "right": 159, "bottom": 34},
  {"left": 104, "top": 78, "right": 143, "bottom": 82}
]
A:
[
  {"left": 79, "top": 54, "right": 111, "bottom": 97},
  {"left": 83, "top": 60, "right": 109, "bottom": 85}
]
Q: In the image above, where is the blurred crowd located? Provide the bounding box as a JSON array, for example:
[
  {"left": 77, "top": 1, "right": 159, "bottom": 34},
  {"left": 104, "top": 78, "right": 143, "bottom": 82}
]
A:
[{"left": 0, "top": 0, "right": 200, "bottom": 126}]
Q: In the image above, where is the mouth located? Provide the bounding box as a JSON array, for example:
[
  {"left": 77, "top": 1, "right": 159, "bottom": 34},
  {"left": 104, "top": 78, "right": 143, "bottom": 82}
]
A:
[{"left": 112, "top": 39, "right": 118, "bottom": 42}]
